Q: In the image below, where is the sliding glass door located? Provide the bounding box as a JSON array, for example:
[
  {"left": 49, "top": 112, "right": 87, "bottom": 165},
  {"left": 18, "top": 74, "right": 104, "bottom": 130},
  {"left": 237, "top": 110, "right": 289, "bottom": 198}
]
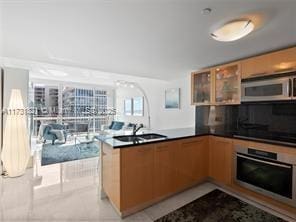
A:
[{"left": 31, "top": 81, "right": 113, "bottom": 138}]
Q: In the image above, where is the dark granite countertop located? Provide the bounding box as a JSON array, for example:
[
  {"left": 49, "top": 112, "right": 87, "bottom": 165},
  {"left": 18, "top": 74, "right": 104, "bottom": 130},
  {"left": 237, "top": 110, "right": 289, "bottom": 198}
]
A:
[
  {"left": 95, "top": 127, "right": 203, "bottom": 148},
  {"left": 95, "top": 126, "right": 296, "bottom": 149}
]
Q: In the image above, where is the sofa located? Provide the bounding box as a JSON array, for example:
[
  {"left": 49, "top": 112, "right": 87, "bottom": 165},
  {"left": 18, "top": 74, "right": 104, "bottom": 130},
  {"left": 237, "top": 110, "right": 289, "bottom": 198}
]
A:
[{"left": 40, "top": 123, "right": 67, "bottom": 145}]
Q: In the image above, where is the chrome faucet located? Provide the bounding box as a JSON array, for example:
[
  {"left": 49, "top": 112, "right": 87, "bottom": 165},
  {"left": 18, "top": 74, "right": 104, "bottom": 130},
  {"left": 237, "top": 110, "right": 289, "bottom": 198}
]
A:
[{"left": 133, "top": 124, "right": 144, "bottom": 135}]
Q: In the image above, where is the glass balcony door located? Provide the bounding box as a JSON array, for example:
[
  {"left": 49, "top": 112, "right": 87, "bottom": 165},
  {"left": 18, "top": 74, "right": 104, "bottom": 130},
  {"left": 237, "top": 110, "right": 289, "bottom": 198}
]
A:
[{"left": 31, "top": 82, "right": 111, "bottom": 137}]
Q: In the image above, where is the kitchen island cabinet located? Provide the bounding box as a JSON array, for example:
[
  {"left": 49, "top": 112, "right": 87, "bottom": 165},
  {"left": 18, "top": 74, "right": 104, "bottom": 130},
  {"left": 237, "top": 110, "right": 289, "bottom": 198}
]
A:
[
  {"left": 102, "top": 136, "right": 209, "bottom": 216},
  {"left": 101, "top": 133, "right": 296, "bottom": 218},
  {"left": 153, "top": 141, "right": 178, "bottom": 198},
  {"left": 121, "top": 144, "right": 155, "bottom": 211}
]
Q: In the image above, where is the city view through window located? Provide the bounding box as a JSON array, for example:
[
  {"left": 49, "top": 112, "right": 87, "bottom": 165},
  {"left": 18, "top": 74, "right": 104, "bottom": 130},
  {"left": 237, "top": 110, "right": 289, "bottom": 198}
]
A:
[{"left": 31, "top": 82, "right": 114, "bottom": 137}]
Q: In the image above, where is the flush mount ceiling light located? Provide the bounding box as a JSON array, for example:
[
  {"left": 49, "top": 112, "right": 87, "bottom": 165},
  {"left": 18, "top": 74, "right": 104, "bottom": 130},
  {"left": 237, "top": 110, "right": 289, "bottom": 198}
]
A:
[{"left": 211, "top": 19, "right": 254, "bottom": 42}]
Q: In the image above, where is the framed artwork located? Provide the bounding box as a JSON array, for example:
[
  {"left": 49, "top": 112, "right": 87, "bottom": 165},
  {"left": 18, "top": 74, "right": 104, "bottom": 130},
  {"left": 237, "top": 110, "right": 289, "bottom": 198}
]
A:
[
  {"left": 133, "top": 97, "right": 144, "bottom": 116},
  {"left": 124, "top": 98, "right": 132, "bottom": 116},
  {"left": 165, "top": 88, "right": 180, "bottom": 109}
]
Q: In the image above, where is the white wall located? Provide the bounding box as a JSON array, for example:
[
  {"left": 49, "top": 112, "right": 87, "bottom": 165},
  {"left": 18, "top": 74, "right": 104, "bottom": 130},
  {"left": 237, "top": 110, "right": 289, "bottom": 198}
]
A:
[
  {"left": 115, "top": 74, "right": 195, "bottom": 130},
  {"left": 157, "top": 75, "right": 195, "bottom": 129}
]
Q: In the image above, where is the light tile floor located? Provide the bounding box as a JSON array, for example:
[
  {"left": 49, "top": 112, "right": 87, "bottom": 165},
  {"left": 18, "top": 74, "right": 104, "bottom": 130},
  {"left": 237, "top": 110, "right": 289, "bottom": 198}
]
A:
[{"left": 0, "top": 154, "right": 294, "bottom": 222}]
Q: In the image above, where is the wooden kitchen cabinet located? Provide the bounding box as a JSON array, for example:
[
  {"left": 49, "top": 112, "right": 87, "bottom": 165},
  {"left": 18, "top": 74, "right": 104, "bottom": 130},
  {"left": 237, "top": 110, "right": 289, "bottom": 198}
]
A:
[
  {"left": 191, "top": 47, "right": 296, "bottom": 103},
  {"left": 241, "top": 54, "right": 272, "bottom": 79},
  {"left": 103, "top": 138, "right": 209, "bottom": 215},
  {"left": 102, "top": 143, "right": 121, "bottom": 209},
  {"left": 103, "top": 135, "right": 296, "bottom": 217},
  {"left": 209, "top": 136, "right": 233, "bottom": 185},
  {"left": 214, "top": 62, "right": 241, "bottom": 104},
  {"left": 175, "top": 137, "right": 209, "bottom": 190},
  {"left": 269, "top": 47, "right": 296, "bottom": 73},
  {"left": 153, "top": 141, "right": 178, "bottom": 198},
  {"left": 191, "top": 69, "right": 214, "bottom": 105},
  {"left": 191, "top": 63, "right": 241, "bottom": 106},
  {"left": 241, "top": 47, "right": 296, "bottom": 79},
  {"left": 121, "top": 144, "right": 155, "bottom": 211}
]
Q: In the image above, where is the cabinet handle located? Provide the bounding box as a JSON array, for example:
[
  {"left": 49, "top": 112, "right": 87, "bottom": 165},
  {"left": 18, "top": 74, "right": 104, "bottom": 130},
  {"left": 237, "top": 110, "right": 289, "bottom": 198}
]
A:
[
  {"left": 237, "top": 154, "right": 291, "bottom": 169},
  {"left": 155, "top": 146, "right": 170, "bottom": 151},
  {"left": 273, "top": 68, "right": 296, "bottom": 74},
  {"left": 182, "top": 140, "right": 203, "bottom": 145},
  {"left": 137, "top": 148, "right": 151, "bottom": 153},
  {"left": 249, "top": 72, "right": 267, "bottom": 77},
  {"left": 213, "top": 137, "right": 230, "bottom": 143},
  {"left": 249, "top": 68, "right": 296, "bottom": 78}
]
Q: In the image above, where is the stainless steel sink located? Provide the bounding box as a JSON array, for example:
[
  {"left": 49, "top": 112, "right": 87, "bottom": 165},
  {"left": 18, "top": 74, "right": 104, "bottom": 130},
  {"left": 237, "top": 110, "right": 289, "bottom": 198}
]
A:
[
  {"left": 113, "top": 133, "right": 167, "bottom": 143},
  {"left": 138, "top": 133, "right": 167, "bottom": 140},
  {"left": 113, "top": 135, "right": 144, "bottom": 142}
]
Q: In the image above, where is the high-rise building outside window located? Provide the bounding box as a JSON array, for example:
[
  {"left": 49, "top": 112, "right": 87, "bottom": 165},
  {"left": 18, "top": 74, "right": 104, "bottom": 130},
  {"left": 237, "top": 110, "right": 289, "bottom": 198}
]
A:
[{"left": 31, "top": 82, "right": 113, "bottom": 136}]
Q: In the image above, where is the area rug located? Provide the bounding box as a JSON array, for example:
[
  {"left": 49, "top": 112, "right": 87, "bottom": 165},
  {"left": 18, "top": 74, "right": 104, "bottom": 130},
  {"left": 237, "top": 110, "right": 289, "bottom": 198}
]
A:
[
  {"left": 41, "top": 142, "right": 99, "bottom": 166},
  {"left": 155, "top": 189, "right": 286, "bottom": 222}
]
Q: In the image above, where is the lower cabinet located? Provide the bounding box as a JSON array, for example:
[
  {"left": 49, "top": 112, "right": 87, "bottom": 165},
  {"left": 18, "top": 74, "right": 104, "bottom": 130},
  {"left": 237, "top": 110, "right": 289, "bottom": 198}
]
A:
[
  {"left": 209, "top": 136, "right": 233, "bottom": 185},
  {"left": 102, "top": 136, "right": 229, "bottom": 215},
  {"left": 121, "top": 144, "right": 155, "bottom": 211},
  {"left": 153, "top": 141, "right": 178, "bottom": 198},
  {"left": 102, "top": 143, "right": 121, "bottom": 209},
  {"left": 103, "top": 136, "right": 296, "bottom": 216},
  {"left": 175, "top": 137, "right": 209, "bottom": 190}
]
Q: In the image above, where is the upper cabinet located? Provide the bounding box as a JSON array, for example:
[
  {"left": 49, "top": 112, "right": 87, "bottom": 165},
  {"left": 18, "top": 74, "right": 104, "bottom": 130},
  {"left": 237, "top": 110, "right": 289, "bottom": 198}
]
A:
[
  {"left": 192, "top": 46, "right": 296, "bottom": 106},
  {"left": 241, "top": 47, "right": 296, "bottom": 79},
  {"left": 214, "top": 62, "right": 241, "bottom": 104},
  {"left": 191, "top": 69, "right": 213, "bottom": 105},
  {"left": 191, "top": 63, "right": 241, "bottom": 106}
]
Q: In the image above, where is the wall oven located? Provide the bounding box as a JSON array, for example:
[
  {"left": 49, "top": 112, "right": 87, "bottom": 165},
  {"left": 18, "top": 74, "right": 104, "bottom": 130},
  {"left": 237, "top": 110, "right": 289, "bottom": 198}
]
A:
[
  {"left": 234, "top": 145, "right": 296, "bottom": 206},
  {"left": 241, "top": 75, "right": 296, "bottom": 102}
]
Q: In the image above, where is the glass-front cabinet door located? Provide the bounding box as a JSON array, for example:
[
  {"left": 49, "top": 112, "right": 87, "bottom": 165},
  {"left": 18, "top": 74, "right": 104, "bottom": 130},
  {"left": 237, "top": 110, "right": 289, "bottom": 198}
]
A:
[
  {"left": 214, "top": 62, "right": 241, "bottom": 104},
  {"left": 191, "top": 70, "right": 212, "bottom": 105}
]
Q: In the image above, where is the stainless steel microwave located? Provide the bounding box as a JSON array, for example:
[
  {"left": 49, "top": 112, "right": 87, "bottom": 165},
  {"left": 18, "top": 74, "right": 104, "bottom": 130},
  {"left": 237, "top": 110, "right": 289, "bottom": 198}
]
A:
[{"left": 241, "top": 75, "right": 296, "bottom": 102}]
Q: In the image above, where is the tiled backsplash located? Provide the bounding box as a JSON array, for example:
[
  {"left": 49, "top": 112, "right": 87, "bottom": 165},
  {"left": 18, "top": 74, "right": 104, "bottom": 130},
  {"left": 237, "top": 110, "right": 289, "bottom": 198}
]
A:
[{"left": 195, "top": 102, "right": 296, "bottom": 134}]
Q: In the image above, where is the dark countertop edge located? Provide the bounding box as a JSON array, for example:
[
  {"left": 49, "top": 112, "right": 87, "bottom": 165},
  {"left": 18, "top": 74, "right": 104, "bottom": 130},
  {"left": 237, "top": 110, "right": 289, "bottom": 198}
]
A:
[
  {"left": 97, "top": 132, "right": 296, "bottom": 149},
  {"left": 105, "top": 133, "right": 209, "bottom": 148}
]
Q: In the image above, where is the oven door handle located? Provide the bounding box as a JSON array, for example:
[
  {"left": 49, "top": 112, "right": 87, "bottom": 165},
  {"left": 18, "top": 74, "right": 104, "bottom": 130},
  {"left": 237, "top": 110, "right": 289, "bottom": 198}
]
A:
[{"left": 236, "top": 154, "right": 292, "bottom": 169}]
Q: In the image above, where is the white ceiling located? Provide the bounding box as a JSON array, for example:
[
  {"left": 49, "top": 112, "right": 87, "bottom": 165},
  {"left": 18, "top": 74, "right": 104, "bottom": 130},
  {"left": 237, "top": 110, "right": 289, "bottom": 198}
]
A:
[{"left": 1, "top": 0, "right": 296, "bottom": 80}]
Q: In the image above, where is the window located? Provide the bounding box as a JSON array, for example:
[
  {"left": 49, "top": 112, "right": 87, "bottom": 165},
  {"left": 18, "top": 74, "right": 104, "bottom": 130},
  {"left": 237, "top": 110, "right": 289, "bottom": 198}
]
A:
[
  {"left": 124, "top": 97, "right": 144, "bottom": 116},
  {"left": 31, "top": 82, "right": 113, "bottom": 136},
  {"left": 133, "top": 97, "right": 144, "bottom": 116},
  {"left": 124, "top": 99, "right": 132, "bottom": 116}
]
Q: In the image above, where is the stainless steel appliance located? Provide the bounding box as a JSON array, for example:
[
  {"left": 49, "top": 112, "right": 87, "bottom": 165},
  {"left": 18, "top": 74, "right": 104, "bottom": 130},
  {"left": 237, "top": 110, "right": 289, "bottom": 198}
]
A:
[
  {"left": 241, "top": 74, "right": 296, "bottom": 102},
  {"left": 234, "top": 145, "right": 296, "bottom": 206}
]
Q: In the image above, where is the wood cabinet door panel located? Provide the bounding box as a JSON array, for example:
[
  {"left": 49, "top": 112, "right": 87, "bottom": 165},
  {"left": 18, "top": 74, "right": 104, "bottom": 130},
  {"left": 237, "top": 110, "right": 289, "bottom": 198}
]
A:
[
  {"left": 241, "top": 47, "right": 296, "bottom": 79},
  {"left": 121, "top": 145, "right": 154, "bottom": 210},
  {"left": 175, "top": 137, "right": 208, "bottom": 190},
  {"left": 269, "top": 47, "right": 296, "bottom": 73},
  {"left": 102, "top": 145, "right": 120, "bottom": 209},
  {"left": 154, "top": 142, "right": 178, "bottom": 198},
  {"left": 241, "top": 55, "right": 272, "bottom": 79},
  {"left": 209, "top": 137, "right": 233, "bottom": 185}
]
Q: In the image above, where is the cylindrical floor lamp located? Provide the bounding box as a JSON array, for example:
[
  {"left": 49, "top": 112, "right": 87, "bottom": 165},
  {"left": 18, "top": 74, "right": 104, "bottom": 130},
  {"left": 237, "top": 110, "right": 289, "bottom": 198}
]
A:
[{"left": 1, "top": 89, "right": 30, "bottom": 177}]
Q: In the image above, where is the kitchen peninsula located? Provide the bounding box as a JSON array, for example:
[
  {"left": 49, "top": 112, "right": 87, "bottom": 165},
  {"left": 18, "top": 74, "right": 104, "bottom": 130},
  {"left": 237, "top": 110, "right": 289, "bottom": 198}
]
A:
[{"left": 99, "top": 127, "right": 296, "bottom": 218}]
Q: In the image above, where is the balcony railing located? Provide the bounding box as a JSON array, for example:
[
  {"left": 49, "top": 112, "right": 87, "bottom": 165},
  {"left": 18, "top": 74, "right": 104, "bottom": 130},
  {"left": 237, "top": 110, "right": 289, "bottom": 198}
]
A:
[{"left": 32, "top": 116, "right": 111, "bottom": 137}]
